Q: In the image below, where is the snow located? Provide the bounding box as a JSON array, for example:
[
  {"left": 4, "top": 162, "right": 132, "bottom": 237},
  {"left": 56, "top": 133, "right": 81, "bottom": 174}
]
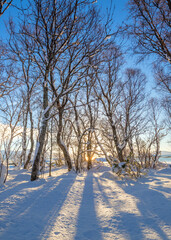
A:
[
  {"left": 0, "top": 165, "right": 171, "bottom": 240},
  {"left": 104, "top": 35, "right": 111, "bottom": 41},
  {"left": 118, "top": 162, "right": 126, "bottom": 168},
  {"left": 32, "top": 141, "right": 40, "bottom": 164},
  {"left": 59, "top": 138, "right": 70, "bottom": 156}
]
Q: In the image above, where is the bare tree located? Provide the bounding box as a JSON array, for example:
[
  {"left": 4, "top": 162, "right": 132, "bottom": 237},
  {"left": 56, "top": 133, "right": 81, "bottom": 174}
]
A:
[
  {"left": 120, "top": 68, "right": 147, "bottom": 157},
  {"left": 69, "top": 80, "right": 99, "bottom": 172},
  {"left": 135, "top": 98, "right": 167, "bottom": 169},
  {"left": 6, "top": 21, "right": 42, "bottom": 169},
  {"left": 17, "top": 0, "right": 113, "bottom": 180},
  {"left": 153, "top": 65, "right": 171, "bottom": 129},
  {"left": 148, "top": 98, "right": 166, "bottom": 168},
  {"left": 94, "top": 43, "right": 147, "bottom": 165},
  {"left": 20, "top": 0, "right": 81, "bottom": 179},
  {"left": 0, "top": 0, "right": 13, "bottom": 16},
  {"left": 81, "top": 77, "right": 99, "bottom": 170},
  {"left": 94, "top": 45, "right": 126, "bottom": 162},
  {"left": 127, "top": 0, "right": 171, "bottom": 63},
  {"left": 0, "top": 42, "right": 18, "bottom": 98},
  {"left": 127, "top": 0, "right": 171, "bottom": 109},
  {"left": 0, "top": 94, "right": 23, "bottom": 183}
]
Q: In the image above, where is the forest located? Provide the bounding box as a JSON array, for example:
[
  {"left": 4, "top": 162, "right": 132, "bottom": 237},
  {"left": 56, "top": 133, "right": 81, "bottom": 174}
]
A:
[
  {"left": 0, "top": 0, "right": 170, "bottom": 183},
  {"left": 0, "top": 1, "right": 171, "bottom": 240}
]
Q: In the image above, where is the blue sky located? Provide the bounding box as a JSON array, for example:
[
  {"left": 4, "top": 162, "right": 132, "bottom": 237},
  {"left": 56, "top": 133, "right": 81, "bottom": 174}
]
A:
[
  {"left": 99, "top": 0, "right": 128, "bottom": 22},
  {"left": 0, "top": 0, "right": 128, "bottom": 38}
]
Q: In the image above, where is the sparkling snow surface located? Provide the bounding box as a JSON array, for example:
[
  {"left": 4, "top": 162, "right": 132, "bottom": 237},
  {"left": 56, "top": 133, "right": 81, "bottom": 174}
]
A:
[{"left": 0, "top": 165, "right": 171, "bottom": 240}]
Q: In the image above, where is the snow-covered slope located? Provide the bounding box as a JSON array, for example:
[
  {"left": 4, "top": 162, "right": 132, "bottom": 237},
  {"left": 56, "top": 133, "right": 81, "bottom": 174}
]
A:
[{"left": 0, "top": 165, "right": 171, "bottom": 240}]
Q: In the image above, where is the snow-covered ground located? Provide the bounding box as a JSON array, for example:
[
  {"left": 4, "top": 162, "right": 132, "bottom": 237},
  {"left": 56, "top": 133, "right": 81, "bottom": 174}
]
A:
[{"left": 0, "top": 164, "right": 171, "bottom": 240}]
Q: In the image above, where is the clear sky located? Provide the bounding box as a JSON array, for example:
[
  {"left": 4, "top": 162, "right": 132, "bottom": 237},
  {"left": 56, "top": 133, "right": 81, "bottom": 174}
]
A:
[
  {"left": 98, "top": 0, "right": 128, "bottom": 22},
  {"left": 0, "top": 0, "right": 129, "bottom": 37}
]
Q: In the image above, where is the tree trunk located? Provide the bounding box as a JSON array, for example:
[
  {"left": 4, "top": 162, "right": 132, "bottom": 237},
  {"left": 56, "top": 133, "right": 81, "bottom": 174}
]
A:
[
  {"left": 24, "top": 108, "right": 34, "bottom": 169},
  {"left": 111, "top": 124, "right": 124, "bottom": 162},
  {"left": 20, "top": 106, "right": 28, "bottom": 167},
  {"left": 94, "top": 131, "right": 112, "bottom": 167},
  {"left": 73, "top": 100, "right": 81, "bottom": 172},
  {"left": 49, "top": 118, "right": 53, "bottom": 177},
  {"left": 75, "top": 138, "right": 81, "bottom": 172},
  {"left": 87, "top": 130, "right": 92, "bottom": 170},
  {"left": 57, "top": 108, "right": 72, "bottom": 171},
  {"left": 3, "top": 139, "right": 11, "bottom": 184},
  {"left": 128, "top": 138, "right": 134, "bottom": 157},
  {"left": 3, "top": 157, "right": 8, "bottom": 184},
  {"left": 153, "top": 139, "right": 160, "bottom": 169},
  {"left": 167, "top": 0, "right": 171, "bottom": 13},
  {"left": 31, "top": 80, "right": 49, "bottom": 181}
]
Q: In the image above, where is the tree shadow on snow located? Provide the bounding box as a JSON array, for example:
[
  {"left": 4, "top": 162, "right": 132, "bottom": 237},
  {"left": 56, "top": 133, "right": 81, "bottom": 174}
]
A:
[
  {"left": 117, "top": 174, "right": 171, "bottom": 240},
  {"left": 93, "top": 177, "right": 145, "bottom": 240},
  {"left": 0, "top": 172, "right": 77, "bottom": 240},
  {"left": 74, "top": 172, "right": 103, "bottom": 240}
]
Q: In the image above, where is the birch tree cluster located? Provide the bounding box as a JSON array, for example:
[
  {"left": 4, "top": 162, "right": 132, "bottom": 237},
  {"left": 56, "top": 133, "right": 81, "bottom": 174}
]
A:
[{"left": 0, "top": 0, "right": 170, "bottom": 182}]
